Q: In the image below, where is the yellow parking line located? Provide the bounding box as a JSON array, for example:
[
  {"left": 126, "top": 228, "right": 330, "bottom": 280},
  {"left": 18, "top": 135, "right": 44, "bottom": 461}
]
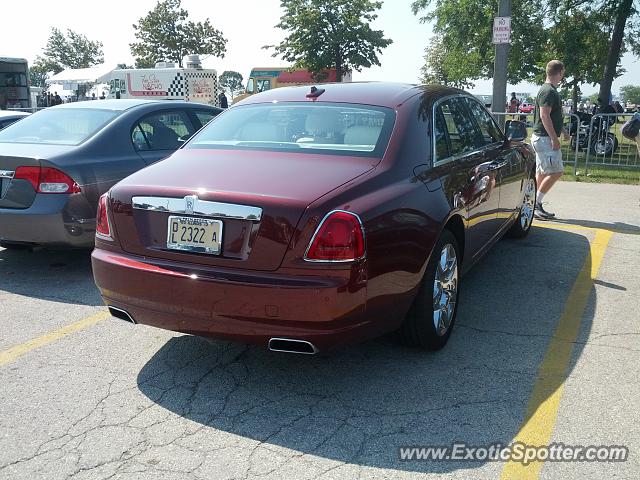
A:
[
  {"left": 0, "top": 310, "right": 109, "bottom": 367},
  {"left": 535, "top": 221, "right": 639, "bottom": 235},
  {"left": 500, "top": 228, "right": 613, "bottom": 479}
]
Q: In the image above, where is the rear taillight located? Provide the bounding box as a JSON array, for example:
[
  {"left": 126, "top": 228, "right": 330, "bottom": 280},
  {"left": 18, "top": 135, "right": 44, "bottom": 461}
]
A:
[
  {"left": 13, "top": 166, "right": 81, "bottom": 194},
  {"left": 96, "top": 193, "right": 112, "bottom": 239},
  {"left": 305, "top": 210, "right": 365, "bottom": 262}
]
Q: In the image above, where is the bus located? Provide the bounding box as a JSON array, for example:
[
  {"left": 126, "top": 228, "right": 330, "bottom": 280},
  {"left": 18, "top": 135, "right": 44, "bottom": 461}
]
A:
[
  {"left": 233, "top": 67, "right": 351, "bottom": 104},
  {"left": 0, "top": 57, "right": 31, "bottom": 110}
]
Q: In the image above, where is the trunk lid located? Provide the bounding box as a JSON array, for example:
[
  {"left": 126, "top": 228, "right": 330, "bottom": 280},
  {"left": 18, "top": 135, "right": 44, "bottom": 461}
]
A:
[
  {"left": 0, "top": 143, "right": 72, "bottom": 208},
  {"left": 110, "top": 148, "right": 376, "bottom": 271}
]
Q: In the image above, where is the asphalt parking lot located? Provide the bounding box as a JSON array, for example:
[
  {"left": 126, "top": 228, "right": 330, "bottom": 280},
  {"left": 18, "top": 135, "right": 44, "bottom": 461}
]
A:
[{"left": 1, "top": 182, "right": 638, "bottom": 480}]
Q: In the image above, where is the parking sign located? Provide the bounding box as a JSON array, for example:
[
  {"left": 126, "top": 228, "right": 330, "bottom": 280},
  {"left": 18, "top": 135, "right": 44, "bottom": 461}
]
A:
[{"left": 493, "top": 17, "right": 511, "bottom": 44}]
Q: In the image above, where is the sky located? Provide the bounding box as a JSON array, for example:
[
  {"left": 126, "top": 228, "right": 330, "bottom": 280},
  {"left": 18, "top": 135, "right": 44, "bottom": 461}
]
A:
[{"left": 2, "top": 0, "right": 638, "bottom": 97}]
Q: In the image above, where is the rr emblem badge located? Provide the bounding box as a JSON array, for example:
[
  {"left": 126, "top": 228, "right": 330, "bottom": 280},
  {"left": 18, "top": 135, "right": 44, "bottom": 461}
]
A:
[{"left": 184, "top": 195, "right": 197, "bottom": 215}]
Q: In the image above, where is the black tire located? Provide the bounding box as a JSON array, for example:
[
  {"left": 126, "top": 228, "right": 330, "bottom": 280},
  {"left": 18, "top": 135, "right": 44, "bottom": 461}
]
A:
[
  {"left": 590, "top": 133, "right": 616, "bottom": 157},
  {"left": 507, "top": 176, "right": 536, "bottom": 239},
  {"left": 398, "top": 230, "right": 460, "bottom": 350}
]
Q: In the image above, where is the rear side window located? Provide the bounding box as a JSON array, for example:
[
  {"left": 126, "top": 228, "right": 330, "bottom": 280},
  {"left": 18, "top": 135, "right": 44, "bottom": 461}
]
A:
[
  {"left": 464, "top": 97, "right": 503, "bottom": 145},
  {"left": 434, "top": 109, "right": 450, "bottom": 161},
  {"left": 131, "top": 111, "right": 195, "bottom": 151},
  {"left": 435, "top": 98, "right": 484, "bottom": 160},
  {"left": 195, "top": 110, "right": 216, "bottom": 127},
  {"left": 0, "top": 108, "right": 117, "bottom": 145},
  {"left": 186, "top": 102, "right": 395, "bottom": 158}
]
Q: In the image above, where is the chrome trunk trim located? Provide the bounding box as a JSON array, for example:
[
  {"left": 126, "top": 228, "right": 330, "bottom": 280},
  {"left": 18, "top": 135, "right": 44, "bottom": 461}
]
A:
[{"left": 132, "top": 195, "right": 262, "bottom": 221}]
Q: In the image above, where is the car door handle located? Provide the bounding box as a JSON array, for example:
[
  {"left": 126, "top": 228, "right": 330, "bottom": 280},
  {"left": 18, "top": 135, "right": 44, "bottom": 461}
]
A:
[{"left": 487, "top": 159, "right": 509, "bottom": 170}]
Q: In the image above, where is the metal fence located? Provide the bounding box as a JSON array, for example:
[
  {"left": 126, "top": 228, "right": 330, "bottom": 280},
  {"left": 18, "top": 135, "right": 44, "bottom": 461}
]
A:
[{"left": 491, "top": 111, "right": 640, "bottom": 175}]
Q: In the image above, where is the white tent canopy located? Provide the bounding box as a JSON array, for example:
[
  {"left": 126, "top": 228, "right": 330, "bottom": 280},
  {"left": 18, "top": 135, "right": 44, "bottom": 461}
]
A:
[{"left": 46, "top": 64, "right": 115, "bottom": 86}]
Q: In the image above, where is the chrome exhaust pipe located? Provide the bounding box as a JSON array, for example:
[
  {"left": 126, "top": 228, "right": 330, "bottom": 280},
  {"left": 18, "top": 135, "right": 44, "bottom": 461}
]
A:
[
  {"left": 108, "top": 306, "right": 136, "bottom": 324},
  {"left": 268, "top": 338, "right": 318, "bottom": 355}
]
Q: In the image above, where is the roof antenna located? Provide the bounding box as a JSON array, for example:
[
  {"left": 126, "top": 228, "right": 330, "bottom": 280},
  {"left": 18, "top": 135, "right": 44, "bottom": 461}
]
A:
[{"left": 306, "top": 86, "right": 325, "bottom": 99}]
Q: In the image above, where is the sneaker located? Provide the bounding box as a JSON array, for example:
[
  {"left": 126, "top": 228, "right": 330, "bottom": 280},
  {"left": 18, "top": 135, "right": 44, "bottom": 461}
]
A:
[{"left": 534, "top": 202, "right": 556, "bottom": 219}]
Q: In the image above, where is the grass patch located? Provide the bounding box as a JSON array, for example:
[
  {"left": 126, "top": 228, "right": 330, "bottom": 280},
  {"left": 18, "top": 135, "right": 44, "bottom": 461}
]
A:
[{"left": 561, "top": 161, "right": 639, "bottom": 184}]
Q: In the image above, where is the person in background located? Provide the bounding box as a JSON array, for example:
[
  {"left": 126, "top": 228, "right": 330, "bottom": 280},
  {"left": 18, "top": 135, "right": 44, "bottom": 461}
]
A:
[
  {"left": 53, "top": 92, "right": 62, "bottom": 105},
  {"left": 531, "top": 60, "right": 568, "bottom": 220},
  {"left": 508, "top": 92, "right": 520, "bottom": 114},
  {"left": 99, "top": 92, "right": 106, "bottom": 100},
  {"left": 218, "top": 91, "right": 229, "bottom": 109},
  {"left": 613, "top": 101, "right": 624, "bottom": 114},
  {"left": 622, "top": 112, "right": 640, "bottom": 156}
]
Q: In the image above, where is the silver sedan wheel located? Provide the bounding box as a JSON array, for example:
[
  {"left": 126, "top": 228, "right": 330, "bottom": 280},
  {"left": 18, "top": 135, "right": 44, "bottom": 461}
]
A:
[
  {"left": 432, "top": 243, "right": 458, "bottom": 336},
  {"left": 520, "top": 177, "right": 536, "bottom": 230}
]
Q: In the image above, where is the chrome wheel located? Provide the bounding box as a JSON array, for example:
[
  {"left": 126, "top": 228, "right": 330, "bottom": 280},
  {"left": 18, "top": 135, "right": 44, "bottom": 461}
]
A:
[
  {"left": 432, "top": 243, "right": 458, "bottom": 336},
  {"left": 520, "top": 177, "right": 536, "bottom": 230}
]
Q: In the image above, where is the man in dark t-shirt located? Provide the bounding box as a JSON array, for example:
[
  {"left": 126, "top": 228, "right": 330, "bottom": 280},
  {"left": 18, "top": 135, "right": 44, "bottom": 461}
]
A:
[
  {"left": 219, "top": 91, "right": 229, "bottom": 109},
  {"left": 531, "top": 60, "right": 566, "bottom": 219}
]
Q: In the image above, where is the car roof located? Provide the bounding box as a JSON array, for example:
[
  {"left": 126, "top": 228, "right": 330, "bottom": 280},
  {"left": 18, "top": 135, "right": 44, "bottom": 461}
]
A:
[
  {"left": 49, "top": 99, "right": 196, "bottom": 112},
  {"left": 237, "top": 82, "right": 463, "bottom": 108},
  {"left": 0, "top": 110, "right": 30, "bottom": 118}
]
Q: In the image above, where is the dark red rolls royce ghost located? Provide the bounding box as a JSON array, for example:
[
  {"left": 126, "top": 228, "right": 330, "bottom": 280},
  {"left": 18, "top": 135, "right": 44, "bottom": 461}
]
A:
[{"left": 92, "top": 82, "right": 535, "bottom": 353}]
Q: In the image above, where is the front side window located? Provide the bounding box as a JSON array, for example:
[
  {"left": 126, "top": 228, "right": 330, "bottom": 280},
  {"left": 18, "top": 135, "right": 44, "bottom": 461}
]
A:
[
  {"left": 0, "top": 72, "right": 28, "bottom": 87},
  {"left": 131, "top": 111, "right": 195, "bottom": 151},
  {"left": 0, "top": 108, "right": 118, "bottom": 145},
  {"left": 464, "top": 97, "right": 503, "bottom": 145},
  {"left": 256, "top": 79, "right": 271, "bottom": 93},
  {"left": 186, "top": 102, "right": 395, "bottom": 158}
]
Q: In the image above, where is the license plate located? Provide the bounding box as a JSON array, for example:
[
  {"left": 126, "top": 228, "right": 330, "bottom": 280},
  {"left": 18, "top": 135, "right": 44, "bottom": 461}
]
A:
[{"left": 167, "top": 216, "right": 223, "bottom": 254}]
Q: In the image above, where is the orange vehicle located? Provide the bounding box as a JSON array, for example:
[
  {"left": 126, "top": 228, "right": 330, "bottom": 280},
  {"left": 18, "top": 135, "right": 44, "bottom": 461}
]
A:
[{"left": 233, "top": 67, "right": 351, "bottom": 104}]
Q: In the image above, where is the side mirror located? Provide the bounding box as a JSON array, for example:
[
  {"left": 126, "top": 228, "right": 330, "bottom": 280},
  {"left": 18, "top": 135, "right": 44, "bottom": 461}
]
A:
[{"left": 505, "top": 120, "right": 527, "bottom": 142}]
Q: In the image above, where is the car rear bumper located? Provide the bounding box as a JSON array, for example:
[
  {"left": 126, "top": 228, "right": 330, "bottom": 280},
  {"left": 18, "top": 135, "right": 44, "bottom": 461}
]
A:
[
  {"left": 0, "top": 194, "right": 95, "bottom": 248},
  {"left": 91, "top": 248, "right": 390, "bottom": 351}
]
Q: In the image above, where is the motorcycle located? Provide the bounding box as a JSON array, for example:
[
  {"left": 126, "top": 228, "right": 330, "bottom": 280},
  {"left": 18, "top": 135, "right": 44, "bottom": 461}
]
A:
[{"left": 568, "top": 111, "right": 619, "bottom": 156}]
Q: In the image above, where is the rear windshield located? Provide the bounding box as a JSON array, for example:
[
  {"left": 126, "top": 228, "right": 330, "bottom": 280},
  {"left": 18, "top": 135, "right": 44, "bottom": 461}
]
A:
[
  {"left": 186, "top": 102, "right": 395, "bottom": 157},
  {"left": 0, "top": 108, "right": 118, "bottom": 146}
]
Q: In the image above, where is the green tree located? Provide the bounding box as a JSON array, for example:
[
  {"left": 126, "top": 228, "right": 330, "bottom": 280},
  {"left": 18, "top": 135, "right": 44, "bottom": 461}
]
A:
[
  {"left": 620, "top": 85, "right": 640, "bottom": 104},
  {"left": 596, "top": 0, "right": 635, "bottom": 105},
  {"left": 43, "top": 27, "right": 104, "bottom": 71},
  {"left": 548, "top": 0, "right": 638, "bottom": 106},
  {"left": 420, "top": 37, "right": 473, "bottom": 88},
  {"left": 29, "top": 57, "right": 63, "bottom": 89},
  {"left": 219, "top": 71, "right": 244, "bottom": 98},
  {"left": 547, "top": 7, "right": 611, "bottom": 112},
  {"left": 130, "top": 0, "right": 227, "bottom": 68},
  {"left": 412, "top": 0, "right": 547, "bottom": 85},
  {"left": 267, "top": 0, "right": 393, "bottom": 82}
]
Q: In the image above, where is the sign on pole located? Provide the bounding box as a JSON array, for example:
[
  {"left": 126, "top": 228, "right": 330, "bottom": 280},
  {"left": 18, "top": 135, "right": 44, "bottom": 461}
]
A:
[{"left": 492, "top": 16, "right": 511, "bottom": 44}]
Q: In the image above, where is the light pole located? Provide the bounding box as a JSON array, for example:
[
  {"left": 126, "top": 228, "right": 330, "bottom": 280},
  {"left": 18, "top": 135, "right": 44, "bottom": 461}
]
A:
[{"left": 492, "top": 0, "right": 511, "bottom": 127}]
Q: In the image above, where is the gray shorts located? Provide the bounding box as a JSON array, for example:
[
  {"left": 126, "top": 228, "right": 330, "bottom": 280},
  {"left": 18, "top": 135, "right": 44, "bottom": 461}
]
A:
[{"left": 531, "top": 134, "right": 563, "bottom": 175}]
